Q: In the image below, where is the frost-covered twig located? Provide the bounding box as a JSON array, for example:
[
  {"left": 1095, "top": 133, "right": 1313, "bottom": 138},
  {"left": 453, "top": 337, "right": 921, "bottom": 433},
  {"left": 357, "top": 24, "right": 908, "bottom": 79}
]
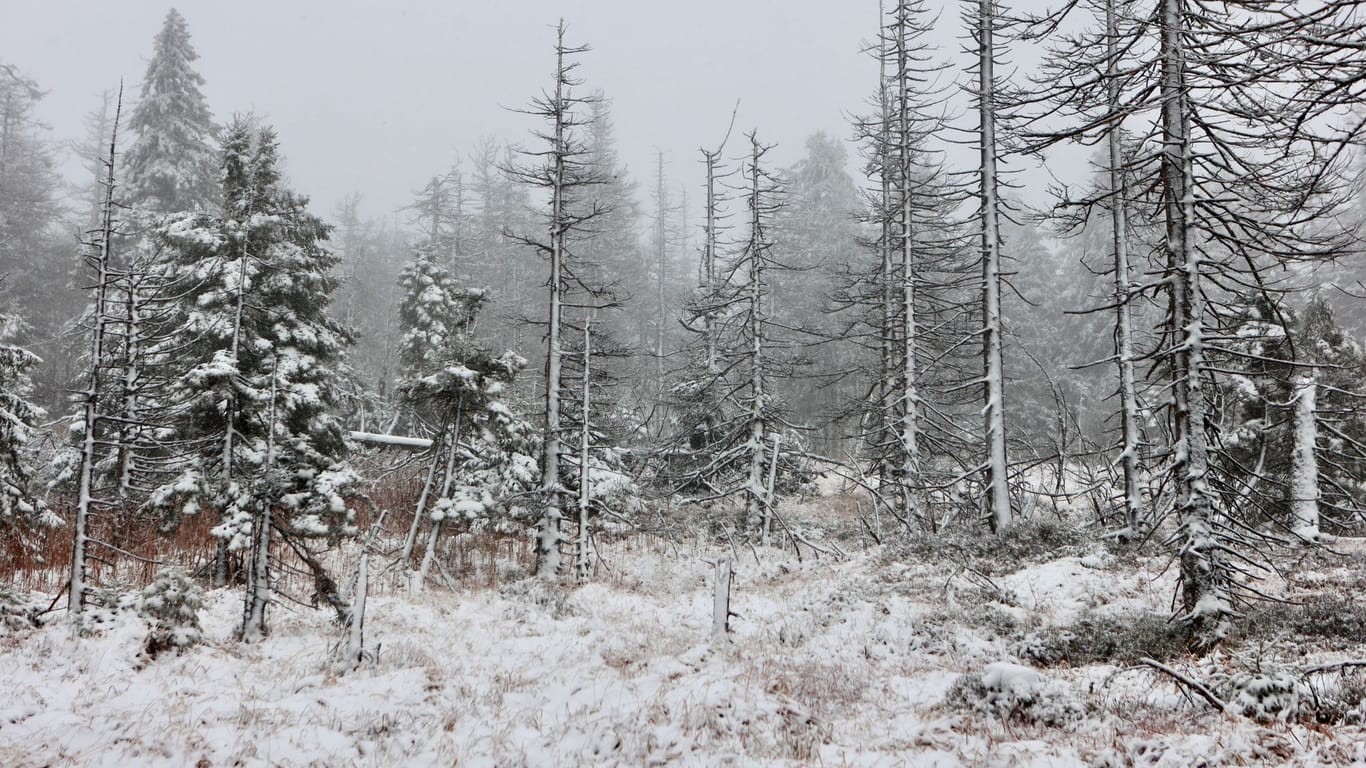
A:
[{"left": 1137, "top": 658, "right": 1228, "bottom": 714}]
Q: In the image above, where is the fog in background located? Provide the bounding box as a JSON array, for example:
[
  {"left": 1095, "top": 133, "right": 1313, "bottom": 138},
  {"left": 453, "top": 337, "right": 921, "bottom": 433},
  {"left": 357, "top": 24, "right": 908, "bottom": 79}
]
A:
[{"left": 0, "top": 0, "right": 1062, "bottom": 219}]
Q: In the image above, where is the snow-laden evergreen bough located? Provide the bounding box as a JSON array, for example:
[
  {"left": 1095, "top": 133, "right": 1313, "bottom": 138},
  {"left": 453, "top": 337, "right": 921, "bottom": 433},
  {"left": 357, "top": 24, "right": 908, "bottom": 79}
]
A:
[{"left": 0, "top": 303, "right": 54, "bottom": 564}]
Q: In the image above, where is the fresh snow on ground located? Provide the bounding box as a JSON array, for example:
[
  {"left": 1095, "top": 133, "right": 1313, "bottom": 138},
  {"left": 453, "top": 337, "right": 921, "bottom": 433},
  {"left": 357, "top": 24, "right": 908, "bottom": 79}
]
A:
[{"left": 2, "top": 502, "right": 1365, "bottom": 766}]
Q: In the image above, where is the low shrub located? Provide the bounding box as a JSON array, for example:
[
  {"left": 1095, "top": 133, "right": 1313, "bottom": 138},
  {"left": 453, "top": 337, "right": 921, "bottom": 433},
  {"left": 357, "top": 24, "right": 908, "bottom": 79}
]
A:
[
  {"left": 1016, "top": 611, "right": 1187, "bottom": 667},
  {"left": 944, "top": 661, "right": 1086, "bottom": 727},
  {"left": 137, "top": 568, "right": 204, "bottom": 658}
]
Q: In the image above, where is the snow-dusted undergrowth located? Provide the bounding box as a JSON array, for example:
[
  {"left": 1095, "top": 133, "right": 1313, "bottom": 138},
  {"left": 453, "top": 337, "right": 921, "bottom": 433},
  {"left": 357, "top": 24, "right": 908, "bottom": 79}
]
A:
[{"left": 2, "top": 503, "right": 1365, "bottom": 766}]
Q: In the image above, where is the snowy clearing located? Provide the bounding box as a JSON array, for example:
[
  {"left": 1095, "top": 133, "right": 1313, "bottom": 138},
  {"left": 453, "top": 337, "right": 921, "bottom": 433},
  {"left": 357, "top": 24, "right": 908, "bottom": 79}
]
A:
[{"left": 4, "top": 501, "right": 1365, "bottom": 767}]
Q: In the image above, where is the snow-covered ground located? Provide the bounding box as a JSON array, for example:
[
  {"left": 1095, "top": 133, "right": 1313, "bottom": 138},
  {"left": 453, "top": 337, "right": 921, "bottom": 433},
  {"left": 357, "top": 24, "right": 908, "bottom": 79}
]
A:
[{"left": 3, "top": 499, "right": 1365, "bottom": 766}]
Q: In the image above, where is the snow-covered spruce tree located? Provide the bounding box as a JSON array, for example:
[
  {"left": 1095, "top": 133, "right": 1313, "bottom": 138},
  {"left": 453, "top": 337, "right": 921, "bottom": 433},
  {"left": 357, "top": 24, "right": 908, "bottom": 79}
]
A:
[
  {"left": 148, "top": 119, "right": 355, "bottom": 640},
  {"left": 1024, "top": 0, "right": 1356, "bottom": 650},
  {"left": 393, "top": 241, "right": 536, "bottom": 589},
  {"left": 0, "top": 297, "right": 53, "bottom": 566},
  {"left": 123, "top": 8, "right": 217, "bottom": 216},
  {"left": 1214, "top": 294, "right": 1366, "bottom": 541},
  {"left": 102, "top": 9, "right": 217, "bottom": 510},
  {"left": 667, "top": 123, "right": 737, "bottom": 472},
  {"left": 504, "top": 22, "right": 616, "bottom": 579}
]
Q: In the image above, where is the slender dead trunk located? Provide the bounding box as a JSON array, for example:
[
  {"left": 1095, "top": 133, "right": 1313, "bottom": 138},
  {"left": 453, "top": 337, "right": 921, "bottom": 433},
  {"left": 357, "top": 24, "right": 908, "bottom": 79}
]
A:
[
  {"left": 71, "top": 87, "right": 125, "bottom": 620},
  {"left": 401, "top": 427, "right": 446, "bottom": 568},
  {"left": 702, "top": 149, "right": 720, "bottom": 377},
  {"left": 418, "top": 405, "right": 463, "bottom": 590},
  {"left": 240, "top": 360, "right": 278, "bottom": 641},
  {"left": 576, "top": 317, "right": 593, "bottom": 582},
  {"left": 1162, "top": 0, "right": 1231, "bottom": 650},
  {"left": 978, "top": 0, "right": 1012, "bottom": 532},
  {"left": 536, "top": 30, "right": 569, "bottom": 579},
  {"left": 1290, "top": 371, "right": 1320, "bottom": 540},
  {"left": 743, "top": 137, "right": 770, "bottom": 539},
  {"left": 893, "top": 3, "right": 922, "bottom": 527},
  {"left": 1106, "top": 0, "right": 1144, "bottom": 534},
  {"left": 654, "top": 153, "right": 668, "bottom": 382}
]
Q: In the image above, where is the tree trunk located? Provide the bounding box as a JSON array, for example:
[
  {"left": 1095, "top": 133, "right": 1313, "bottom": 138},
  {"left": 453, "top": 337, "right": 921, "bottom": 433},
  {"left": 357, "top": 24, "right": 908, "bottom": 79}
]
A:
[
  {"left": 978, "top": 0, "right": 1012, "bottom": 532},
  {"left": 1290, "top": 371, "right": 1320, "bottom": 540},
  {"left": 576, "top": 317, "right": 593, "bottom": 582},
  {"left": 1162, "top": 0, "right": 1231, "bottom": 651},
  {"left": 536, "top": 28, "right": 570, "bottom": 579},
  {"left": 70, "top": 89, "right": 124, "bottom": 620},
  {"left": 1106, "top": 0, "right": 1144, "bottom": 535}
]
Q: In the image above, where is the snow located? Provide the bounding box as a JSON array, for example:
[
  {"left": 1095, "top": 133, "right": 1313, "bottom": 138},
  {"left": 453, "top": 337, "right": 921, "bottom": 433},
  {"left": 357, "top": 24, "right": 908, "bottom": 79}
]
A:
[
  {"left": 348, "top": 431, "right": 434, "bottom": 450},
  {"left": 2, "top": 507, "right": 1364, "bottom": 765}
]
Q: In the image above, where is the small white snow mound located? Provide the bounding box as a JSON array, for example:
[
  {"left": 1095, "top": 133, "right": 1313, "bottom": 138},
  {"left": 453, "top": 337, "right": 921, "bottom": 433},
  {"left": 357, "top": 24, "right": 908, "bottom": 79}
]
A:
[{"left": 946, "top": 661, "right": 1086, "bottom": 727}]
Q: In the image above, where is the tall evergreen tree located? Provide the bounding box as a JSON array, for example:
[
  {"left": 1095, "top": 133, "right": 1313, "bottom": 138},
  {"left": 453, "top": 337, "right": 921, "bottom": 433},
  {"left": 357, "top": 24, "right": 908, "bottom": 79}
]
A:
[
  {"left": 0, "top": 63, "right": 66, "bottom": 408},
  {"left": 124, "top": 8, "right": 217, "bottom": 216},
  {"left": 149, "top": 119, "right": 355, "bottom": 638}
]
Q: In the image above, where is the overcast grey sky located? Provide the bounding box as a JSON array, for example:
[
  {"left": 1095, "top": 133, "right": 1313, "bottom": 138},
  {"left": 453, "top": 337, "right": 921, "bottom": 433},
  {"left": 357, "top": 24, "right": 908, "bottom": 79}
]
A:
[{"left": 1, "top": 1, "right": 1057, "bottom": 220}]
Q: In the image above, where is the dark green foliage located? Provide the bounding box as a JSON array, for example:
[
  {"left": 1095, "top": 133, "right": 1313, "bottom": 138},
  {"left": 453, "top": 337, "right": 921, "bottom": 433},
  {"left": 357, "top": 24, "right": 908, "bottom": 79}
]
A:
[
  {"left": 137, "top": 568, "right": 204, "bottom": 658},
  {"left": 1016, "top": 612, "right": 1188, "bottom": 667},
  {"left": 148, "top": 119, "right": 356, "bottom": 543}
]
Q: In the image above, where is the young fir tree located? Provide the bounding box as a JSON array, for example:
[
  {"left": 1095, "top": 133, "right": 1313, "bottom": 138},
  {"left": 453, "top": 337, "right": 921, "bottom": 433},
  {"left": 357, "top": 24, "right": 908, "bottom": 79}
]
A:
[
  {"left": 123, "top": 8, "right": 217, "bottom": 216},
  {"left": 0, "top": 297, "right": 53, "bottom": 565},
  {"left": 148, "top": 119, "right": 355, "bottom": 639},
  {"left": 394, "top": 241, "right": 536, "bottom": 589}
]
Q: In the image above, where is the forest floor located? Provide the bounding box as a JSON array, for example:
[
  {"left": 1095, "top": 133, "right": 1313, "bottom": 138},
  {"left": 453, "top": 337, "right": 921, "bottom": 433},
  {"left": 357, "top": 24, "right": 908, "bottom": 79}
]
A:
[{"left": 2, "top": 491, "right": 1366, "bottom": 767}]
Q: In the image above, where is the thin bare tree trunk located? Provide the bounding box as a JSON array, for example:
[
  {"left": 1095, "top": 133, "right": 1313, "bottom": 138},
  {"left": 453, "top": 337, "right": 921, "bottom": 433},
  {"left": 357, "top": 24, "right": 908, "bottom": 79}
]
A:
[
  {"left": 71, "top": 88, "right": 125, "bottom": 620},
  {"left": 576, "top": 317, "right": 593, "bottom": 582},
  {"left": 978, "top": 0, "right": 1011, "bottom": 532},
  {"left": 1106, "top": 0, "right": 1144, "bottom": 534}
]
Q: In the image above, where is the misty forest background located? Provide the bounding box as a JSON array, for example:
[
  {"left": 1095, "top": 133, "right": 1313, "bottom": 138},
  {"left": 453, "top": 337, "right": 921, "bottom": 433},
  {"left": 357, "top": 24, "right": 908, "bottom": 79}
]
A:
[{"left": 3, "top": 0, "right": 1366, "bottom": 660}]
